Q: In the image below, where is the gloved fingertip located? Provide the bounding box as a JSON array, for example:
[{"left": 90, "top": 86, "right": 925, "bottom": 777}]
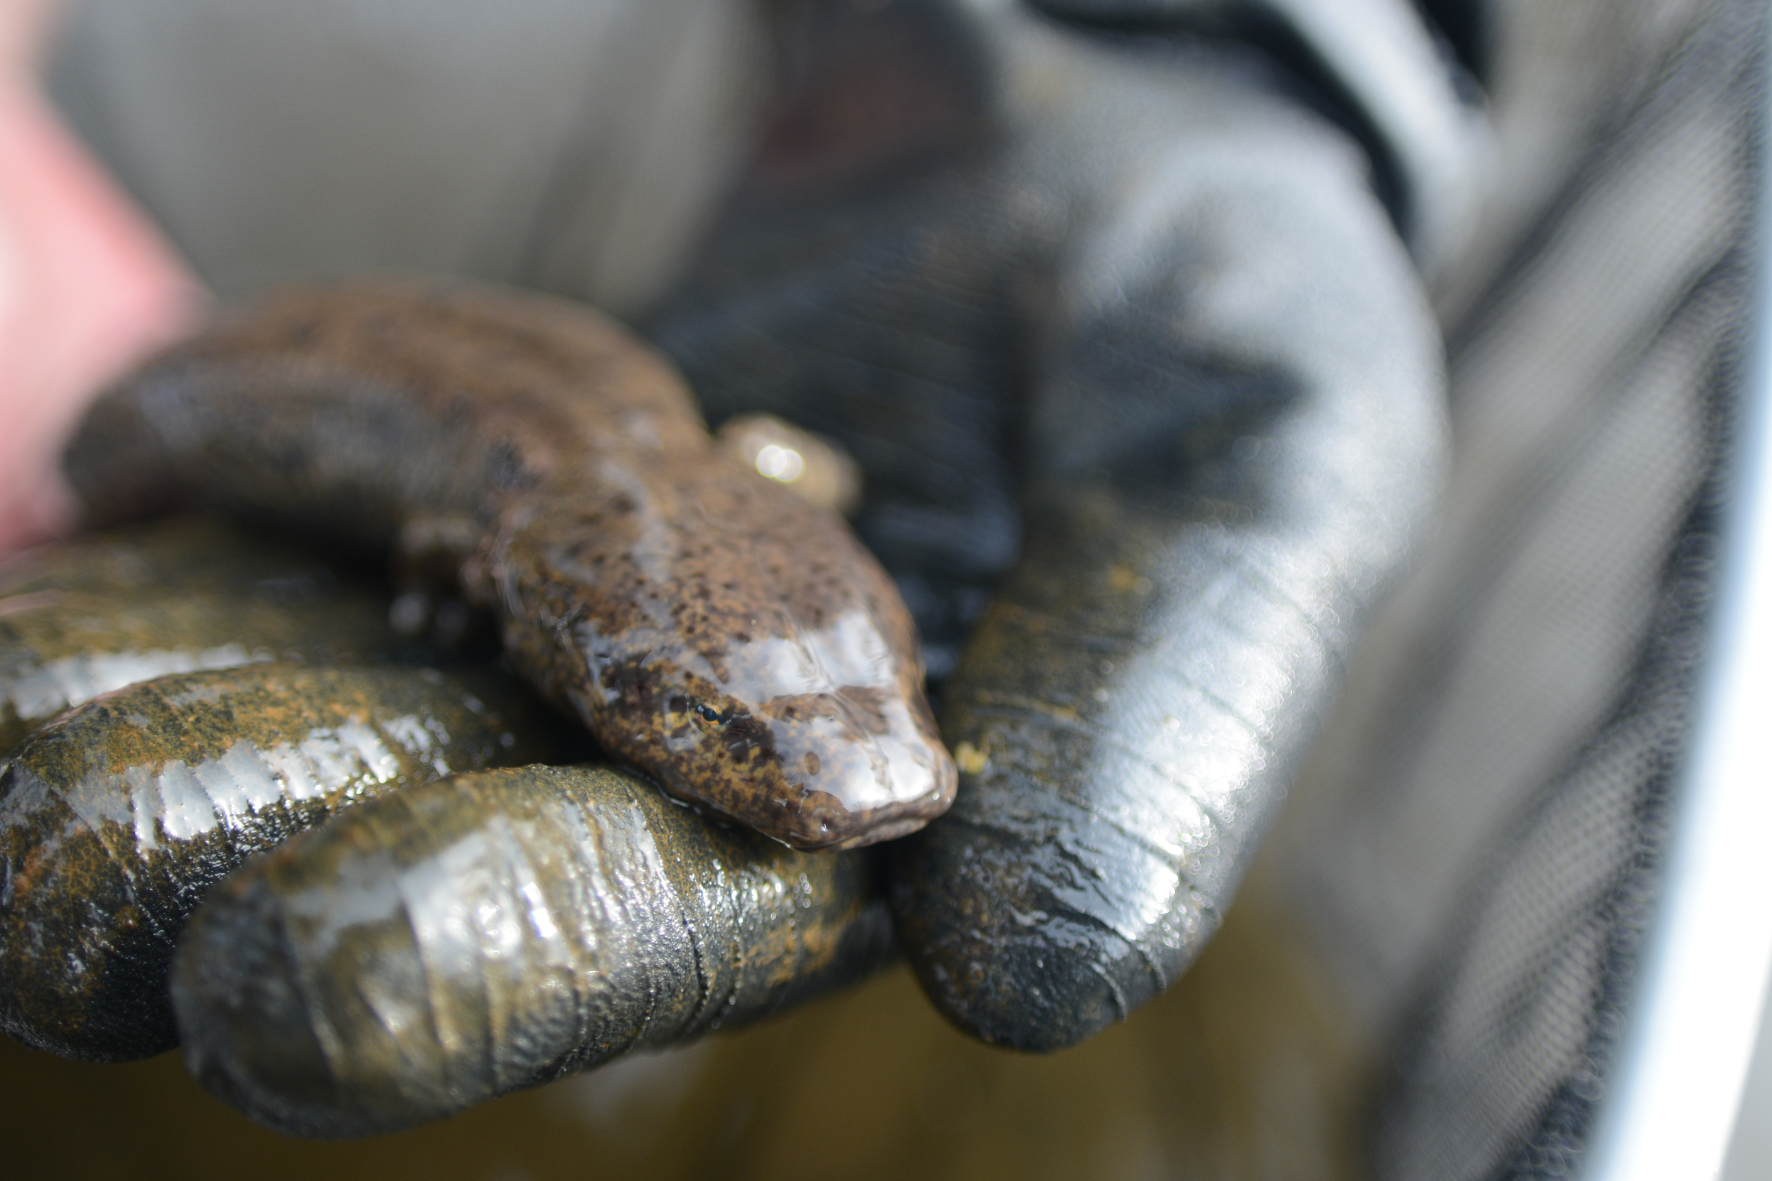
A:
[
  {"left": 886, "top": 819, "right": 1166, "bottom": 1054},
  {"left": 170, "top": 871, "right": 361, "bottom": 1138},
  {"left": 0, "top": 764, "right": 177, "bottom": 1061}
]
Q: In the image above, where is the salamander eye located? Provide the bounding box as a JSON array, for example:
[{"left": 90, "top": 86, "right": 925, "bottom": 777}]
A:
[{"left": 694, "top": 702, "right": 735, "bottom": 726}]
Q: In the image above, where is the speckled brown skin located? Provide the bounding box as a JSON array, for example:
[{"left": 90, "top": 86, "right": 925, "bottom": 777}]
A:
[
  {"left": 0, "top": 517, "right": 397, "bottom": 755},
  {"left": 171, "top": 763, "right": 895, "bottom": 1139},
  {"left": 0, "top": 664, "right": 557, "bottom": 1062},
  {"left": 63, "top": 282, "right": 954, "bottom": 850}
]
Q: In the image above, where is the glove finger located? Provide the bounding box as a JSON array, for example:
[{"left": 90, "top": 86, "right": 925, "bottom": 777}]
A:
[
  {"left": 170, "top": 763, "right": 895, "bottom": 1139},
  {"left": 890, "top": 75, "right": 1447, "bottom": 1050},
  {"left": 0, "top": 515, "right": 401, "bottom": 754},
  {"left": 0, "top": 661, "right": 557, "bottom": 1061}
]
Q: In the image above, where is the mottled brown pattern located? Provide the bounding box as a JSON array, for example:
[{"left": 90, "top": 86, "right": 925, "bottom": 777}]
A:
[
  {"left": 0, "top": 664, "right": 557, "bottom": 1061},
  {"left": 64, "top": 282, "right": 954, "bottom": 849},
  {"left": 172, "top": 763, "right": 894, "bottom": 1139},
  {"left": 0, "top": 518, "right": 397, "bottom": 754}
]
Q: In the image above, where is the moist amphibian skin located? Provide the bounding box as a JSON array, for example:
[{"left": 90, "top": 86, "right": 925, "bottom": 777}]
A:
[
  {"left": 0, "top": 517, "right": 399, "bottom": 755},
  {"left": 171, "top": 763, "right": 895, "bottom": 1139},
  {"left": 0, "top": 663, "right": 557, "bottom": 1061},
  {"left": 63, "top": 281, "right": 955, "bottom": 851}
]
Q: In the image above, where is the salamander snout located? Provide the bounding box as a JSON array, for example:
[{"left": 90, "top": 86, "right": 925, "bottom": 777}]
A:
[{"left": 602, "top": 616, "right": 956, "bottom": 850}]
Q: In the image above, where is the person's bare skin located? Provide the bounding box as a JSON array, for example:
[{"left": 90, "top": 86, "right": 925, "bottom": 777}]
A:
[{"left": 0, "top": 0, "right": 198, "bottom": 551}]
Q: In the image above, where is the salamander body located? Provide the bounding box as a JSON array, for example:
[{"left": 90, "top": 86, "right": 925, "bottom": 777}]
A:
[{"left": 63, "top": 283, "right": 955, "bottom": 850}]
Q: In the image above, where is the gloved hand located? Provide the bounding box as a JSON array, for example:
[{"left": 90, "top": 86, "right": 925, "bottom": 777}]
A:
[
  {"left": 651, "top": 0, "right": 1460, "bottom": 1051},
  {"left": 0, "top": 0, "right": 1469, "bottom": 1138}
]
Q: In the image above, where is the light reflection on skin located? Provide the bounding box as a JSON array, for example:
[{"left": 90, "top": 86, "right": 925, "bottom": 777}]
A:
[{"left": 660, "top": 608, "right": 932, "bottom": 816}]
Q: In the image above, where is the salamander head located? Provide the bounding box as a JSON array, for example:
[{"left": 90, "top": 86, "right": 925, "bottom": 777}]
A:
[{"left": 579, "top": 609, "right": 957, "bottom": 851}]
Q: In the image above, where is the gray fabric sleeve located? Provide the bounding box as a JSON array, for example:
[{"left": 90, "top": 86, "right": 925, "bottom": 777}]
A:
[{"left": 45, "top": 0, "right": 768, "bottom": 314}]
